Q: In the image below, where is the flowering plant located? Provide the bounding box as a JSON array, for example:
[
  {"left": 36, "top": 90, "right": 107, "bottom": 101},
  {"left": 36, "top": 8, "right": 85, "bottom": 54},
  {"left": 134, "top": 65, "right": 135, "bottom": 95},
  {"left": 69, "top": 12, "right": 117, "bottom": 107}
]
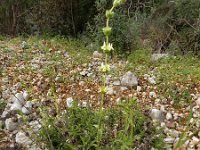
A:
[{"left": 100, "top": 0, "right": 126, "bottom": 110}]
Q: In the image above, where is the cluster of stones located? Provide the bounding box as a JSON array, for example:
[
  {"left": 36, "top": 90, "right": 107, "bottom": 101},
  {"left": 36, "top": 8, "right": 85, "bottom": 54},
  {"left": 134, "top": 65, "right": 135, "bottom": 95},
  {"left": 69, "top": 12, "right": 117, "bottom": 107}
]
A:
[{"left": 1, "top": 83, "right": 41, "bottom": 149}]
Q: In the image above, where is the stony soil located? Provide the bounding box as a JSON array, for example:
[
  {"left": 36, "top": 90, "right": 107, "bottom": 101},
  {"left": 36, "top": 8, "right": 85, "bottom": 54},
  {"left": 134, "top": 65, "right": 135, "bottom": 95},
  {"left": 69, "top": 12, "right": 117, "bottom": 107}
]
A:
[{"left": 0, "top": 39, "right": 200, "bottom": 149}]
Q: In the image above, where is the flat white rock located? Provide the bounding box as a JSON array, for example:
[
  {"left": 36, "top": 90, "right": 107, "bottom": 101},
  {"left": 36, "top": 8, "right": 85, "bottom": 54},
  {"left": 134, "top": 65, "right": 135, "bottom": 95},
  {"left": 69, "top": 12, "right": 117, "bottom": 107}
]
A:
[
  {"left": 152, "top": 53, "right": 169, "bottom": 61},
  {"left": 121, "top": 71, "right": 138, "bottom": 87},
  {"left": 196, "top": 97, "right": 200, "bottom": 105},
  {"left": 150, "top": 109, "right": 164, "bottom": 122},
  {"left": 166, "top": 112, "right": 173, "bottom": 120},
  {"left": 120, "top": 86, "right": 128, "bottom": 92},
  {"left": 148, "top": 77, "right": 156, "bottom": 84},
  {"left": 5, "top": 118, "right": 18, "bottom": 131},
  {"left": 149, "top": 91, "right": 157, "bottom": 98},
  {"left": 136, "top": 86, "right": 142, "bottom": 92},
  {"left": 164, "top": 137, "right": 175, "bottom": 144},
  {"left": 15, "top": 93, "right": 25, "bottom": 104},
  {"left": 93, "top": 51, "right": 103, "bottom": 59},
  {"left": 10, "top": 102, "right": 22, "bottom": 111},
  {"left": 106, "top": 87, "right": 115, "bottom": 95},
  {"left": 113, "top": 81, "right": 120, "bottom": 86},
  {"left": 1, "top": 110, "right": 9, "bottom": 118},
  {"left": 23, "top": 91, "right": 29, "bottom": 101},
  {"left": 16, "top": 131, "right": 32, "bottom": 147},
  {"left": 10, "top": 93, "right": 25, "bottom": 111},
  {"left": 22, "top": 107, "right": 30, "bottom": 114},
  {"left": 66, "top": 97, "right": 73, "bottom": 108}
]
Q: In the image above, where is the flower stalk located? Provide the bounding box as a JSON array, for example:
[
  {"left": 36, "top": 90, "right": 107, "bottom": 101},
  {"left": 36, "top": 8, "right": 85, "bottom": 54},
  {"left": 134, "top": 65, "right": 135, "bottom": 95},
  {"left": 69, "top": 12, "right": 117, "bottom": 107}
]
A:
[
  {"left": 97, "top": 0, "right": 126, "bottom": 146},
  {"left": 100, "top": 0, "right": 126, "bottom": 110}
]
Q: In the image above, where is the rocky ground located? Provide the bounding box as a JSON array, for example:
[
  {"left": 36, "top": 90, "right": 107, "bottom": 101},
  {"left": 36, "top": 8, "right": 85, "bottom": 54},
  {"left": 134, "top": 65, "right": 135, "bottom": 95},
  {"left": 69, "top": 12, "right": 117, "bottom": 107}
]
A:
[{"left": 0, "top": 38, "right": 200, "bottom": 149}]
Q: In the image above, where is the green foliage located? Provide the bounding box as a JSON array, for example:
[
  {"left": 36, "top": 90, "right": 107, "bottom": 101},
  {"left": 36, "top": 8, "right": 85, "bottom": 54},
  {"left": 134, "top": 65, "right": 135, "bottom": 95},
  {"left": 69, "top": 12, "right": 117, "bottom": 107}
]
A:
[
  {"left": 38, "top": 100, "right": 164, "bottom": 149},
  {"left": 161, "top": 84, "right": 192, "bottom": 108},
  {"left": 86, "top": 0, "right": 150, "bottom": 52},
  {"left": 126, "top": 49, "right": 152, "bottom": 75},
  {"left": 127, "top": 49, "right": 151, "bottom": 66},
  {"left": 155, "top": 56, "right": 200, "bottom": 82},
  {"left": 0, "top": 99, "right": 6, "bottom": 114}
]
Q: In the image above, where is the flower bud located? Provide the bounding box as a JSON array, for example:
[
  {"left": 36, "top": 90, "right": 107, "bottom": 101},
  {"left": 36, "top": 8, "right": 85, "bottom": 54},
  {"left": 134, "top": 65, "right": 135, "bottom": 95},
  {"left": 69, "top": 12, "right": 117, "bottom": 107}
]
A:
[
  {"left": 106, "top": 10, "right": 114, "bottom": 19},
  {"left": 100, "top": 86, "right": 108, "bottom": 94},
  {"left": 113, "top": 0, "right": 126, "bottom": 7},
  {"left": 113, "top": 0, "right": 121, "bottom": 7},
  {"left": 100, "top": 63, "right": 110, "bottom": 73},
  {"left": 103, "top": 27, "right": 112, "bottom": 36}
]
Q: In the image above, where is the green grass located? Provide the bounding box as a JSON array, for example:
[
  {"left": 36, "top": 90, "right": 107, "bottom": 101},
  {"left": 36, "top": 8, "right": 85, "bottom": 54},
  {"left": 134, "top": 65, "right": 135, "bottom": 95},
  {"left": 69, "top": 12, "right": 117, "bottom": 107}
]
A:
[
  {"left": 155, "top": 56, "right": 200, "bottom": 107},
  {"left": 38, "top": 99, "right": 165, "bottom": 150},
  {"left": 0, "top": 99, "right": 6, "bottom": 114},
  {"left": 126, "top": 49, "right": 200, "bottom": 80},
  {"left": 154, "top": 56, "right": 200, "bottom": 83}
]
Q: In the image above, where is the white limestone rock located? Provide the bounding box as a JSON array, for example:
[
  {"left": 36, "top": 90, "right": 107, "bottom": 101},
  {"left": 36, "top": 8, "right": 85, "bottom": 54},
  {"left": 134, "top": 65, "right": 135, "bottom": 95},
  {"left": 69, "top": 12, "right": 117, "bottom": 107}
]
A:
[
  {"left": 16, "top": 131, "right": 32, "bottom": 147},
  {"left": 150, "top": 109, "right": 165, "bottom": 122},
  {"left": 66, "top": 97, "right": 73, "bottom": 108},
  {"left": 5, "top": 118, "right": 18, "bottom": 131},
  {"left": 166, "top": 112, "right": 173, "bottom": 120},
  {"left": 121, "top": 71, "right": 138, "bottom": 88}
]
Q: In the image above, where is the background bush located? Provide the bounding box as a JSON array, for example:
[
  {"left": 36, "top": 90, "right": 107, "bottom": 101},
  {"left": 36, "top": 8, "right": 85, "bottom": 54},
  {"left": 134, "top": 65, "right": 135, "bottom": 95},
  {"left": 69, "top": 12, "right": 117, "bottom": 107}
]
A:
[
  {"left": 0, "top": 0, "right": 96, "bottom": 36},
  {"left": 0, "top": 0, "right": 200, "bottom": 55},
  {"left": 86, "top": 0, "right": 154, "bottom": 53},
  {"left": 143, "top": 0, "right": 200, "bottom": 55}
]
